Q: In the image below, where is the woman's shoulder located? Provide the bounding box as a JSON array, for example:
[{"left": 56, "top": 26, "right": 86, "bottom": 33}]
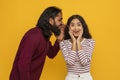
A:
[
  {"left": 84, "top": 38, "right": 95, "bottom": 45},
  {"left": 60, "top": 39, "right": 69, "bottom": 43},
  {"left": 60, "top": 39, "right": 70, "bottom": 45},
  {"left": 85, "top": 38, "right": 95, "bottom": 42}
]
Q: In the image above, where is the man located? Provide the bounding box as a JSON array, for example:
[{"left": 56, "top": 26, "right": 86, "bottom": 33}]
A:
[{"left": 10, "top": 6, "right": 65, "bottom": 80}]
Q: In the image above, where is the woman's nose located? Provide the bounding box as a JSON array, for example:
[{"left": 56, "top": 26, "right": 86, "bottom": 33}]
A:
[{"left": 74, "top": 26, "right": 77, "bottom": 30}]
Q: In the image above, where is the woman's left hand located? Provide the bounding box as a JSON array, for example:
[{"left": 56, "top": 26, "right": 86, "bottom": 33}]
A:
[{"left": 77, "top": 33, "right": 82, "bottom": 43}]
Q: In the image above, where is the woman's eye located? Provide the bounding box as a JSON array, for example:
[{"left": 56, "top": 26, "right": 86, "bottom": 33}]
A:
[
  {"left": 77, "top": 23, "right": 81, "bottom": 26},
  {"left": 71, "top": 25, "right": 74, "bottom": 27},
  {"left": 70, "top": 24, "right": 74, "bottom": 27}
]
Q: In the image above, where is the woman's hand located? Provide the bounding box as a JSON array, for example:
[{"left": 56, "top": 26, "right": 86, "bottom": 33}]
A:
[
  {"left": 77, "top": 32, "right": 82, "bottom": 44},
  {"left": 76, "top": 33, "right": 83, "bottom": 50},
  {"left": 69, "top": 30, "right": 76, "bottom": 44}
]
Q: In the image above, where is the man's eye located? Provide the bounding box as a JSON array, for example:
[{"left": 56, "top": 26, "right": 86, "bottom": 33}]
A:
[{"left": 59, "top": 20, "right": 61, "bottom": 22}]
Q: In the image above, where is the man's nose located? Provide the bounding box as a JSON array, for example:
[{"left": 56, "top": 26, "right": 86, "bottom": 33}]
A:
[{"left": 60, "top": 24, "right": 66, "bottom": 31}]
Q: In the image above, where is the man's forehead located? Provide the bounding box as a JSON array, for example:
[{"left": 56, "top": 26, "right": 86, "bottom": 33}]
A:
[
  {"left": 56, "top": 12, "right": 62, "bottom": 16},
  {"left": 56, "top": 12, "right": 62, "bottom": 19}
]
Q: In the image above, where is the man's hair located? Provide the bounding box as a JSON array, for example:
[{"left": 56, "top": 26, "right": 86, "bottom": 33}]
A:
[
  {"left": 64, "top": 14, "right": 92, "bottom": 40},
  {"left": 36, "top": 6, "right": 62, "bottom": 41}
]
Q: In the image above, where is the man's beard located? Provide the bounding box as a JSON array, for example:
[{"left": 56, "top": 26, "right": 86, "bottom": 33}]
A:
[{"left": 51, "top": 24, "right": 61, "bottom": 36}]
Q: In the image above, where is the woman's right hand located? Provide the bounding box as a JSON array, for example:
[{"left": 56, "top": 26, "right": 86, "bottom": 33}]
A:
[
  {"left": 69, "top": 30, "right": 76, "bottom": 43},
  {"left": 69, "top": 30, "right": 77, "bottom": 51}
]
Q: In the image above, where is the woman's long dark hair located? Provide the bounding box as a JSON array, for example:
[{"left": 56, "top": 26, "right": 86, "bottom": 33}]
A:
[
  {"left": 36, "top": 6, "right": 62, "bottom": 41},
  {"left": 64, "top": 15, "right": 92, "bottom": 40}
]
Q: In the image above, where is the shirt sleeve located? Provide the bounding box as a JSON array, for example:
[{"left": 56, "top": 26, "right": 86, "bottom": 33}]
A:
[
  {"left": 17, "top": 34, "right": 39, "bottom": 80},
  {"left": 59, "top": 41, "right": 77, "bottom": 65},
  {"left": 47, "top": 40, "right": 60, "bottom": 58},
  {"left": 77, "top": 39, "right": 95, "bottom": 66}
]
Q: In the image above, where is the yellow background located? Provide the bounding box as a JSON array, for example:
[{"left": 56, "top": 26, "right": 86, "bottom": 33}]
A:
[{"left": 0, "top": 0, "right": 120, "bottom": 80}]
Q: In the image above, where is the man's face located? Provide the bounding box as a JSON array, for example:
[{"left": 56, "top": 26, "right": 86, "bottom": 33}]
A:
[
  {"left": 51, "top": 12, "right": 63, "bottom": 36},
  {"left": 54, "top": 12, "right": 63, "bottom": 28}
]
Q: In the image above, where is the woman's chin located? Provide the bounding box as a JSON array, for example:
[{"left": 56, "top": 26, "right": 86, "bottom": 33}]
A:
[{"left": 73, "top": 35, "right": 79, "bottom": 38}]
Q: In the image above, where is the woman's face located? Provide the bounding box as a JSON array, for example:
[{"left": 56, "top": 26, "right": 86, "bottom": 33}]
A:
[{"left": 69, "top": 18, "right": 83, "bottom": 38}]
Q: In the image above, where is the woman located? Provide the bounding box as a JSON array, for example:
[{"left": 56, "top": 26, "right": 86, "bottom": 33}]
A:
[{"left": 60, "top": 15, "right": 95, "bottom": 80}]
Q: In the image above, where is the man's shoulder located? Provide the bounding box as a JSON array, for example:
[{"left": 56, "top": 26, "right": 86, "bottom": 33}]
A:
[
  {"left": 21, "top": 27, "right": 44, "bottom": 43},
  {"left": 27, "top": 27, "right": 40, "bottom": 34},
  {"left": 25, "top": 27, "right": 42, "bottom": 37}
]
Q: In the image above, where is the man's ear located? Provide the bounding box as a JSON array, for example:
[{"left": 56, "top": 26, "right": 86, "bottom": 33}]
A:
[{"left": 49, "top": 18, "right": 54, "bottom": 25}]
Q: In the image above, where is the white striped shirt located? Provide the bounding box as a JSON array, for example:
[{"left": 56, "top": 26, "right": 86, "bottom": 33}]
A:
[{"left": 60, "top": 38, "right": 95, "bottom": 75}]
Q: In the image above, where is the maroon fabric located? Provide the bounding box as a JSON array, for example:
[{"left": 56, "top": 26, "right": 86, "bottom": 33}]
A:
[{"left": 10, "top": 27, "right": 59, "bottom": 80}]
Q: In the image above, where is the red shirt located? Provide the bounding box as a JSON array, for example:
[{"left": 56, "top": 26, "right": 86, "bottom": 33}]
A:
[{"left": 10, "top": 27, "right": 60, "bottom": 80}]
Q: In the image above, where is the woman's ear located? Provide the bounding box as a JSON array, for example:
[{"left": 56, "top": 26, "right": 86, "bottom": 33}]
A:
[{"left": 49, "top": 18, "right": 54, "bottom": 25}]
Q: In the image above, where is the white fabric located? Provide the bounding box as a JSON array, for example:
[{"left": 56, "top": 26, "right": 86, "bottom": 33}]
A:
[{"left": 65, "top": 72, "right": 93, "bottom": 80}]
